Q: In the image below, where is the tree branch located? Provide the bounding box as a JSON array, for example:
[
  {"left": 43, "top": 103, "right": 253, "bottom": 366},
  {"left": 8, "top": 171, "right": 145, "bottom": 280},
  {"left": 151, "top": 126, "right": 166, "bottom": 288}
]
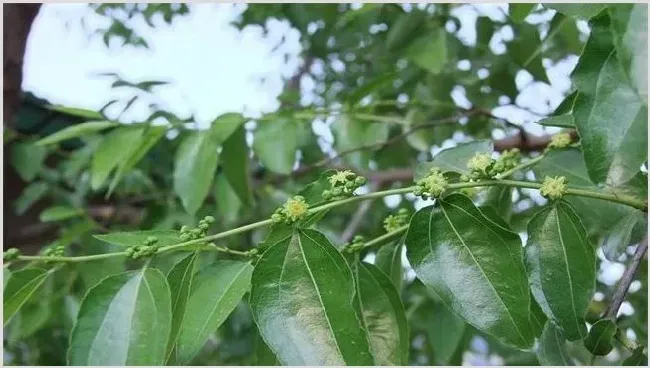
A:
[{"left": 606, "top": 236, "right": 648, "bottom": 320}]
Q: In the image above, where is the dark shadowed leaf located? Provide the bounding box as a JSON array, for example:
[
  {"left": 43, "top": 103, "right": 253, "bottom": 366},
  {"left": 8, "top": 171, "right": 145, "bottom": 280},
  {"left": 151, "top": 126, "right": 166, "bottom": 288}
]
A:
[
  {"left": 11, "top": 141, "right": 47, "bottom": 181},
  {"left": 426, "top": 302, "right": 466, "bottom": 365},
  {"left": 253, "top": 117, "right": 298, "bottom": 174},
  {"left": 404, "top": 193, "right": 534, "bottom": 349},
  {"left": 253, "top": 328, "right": 279, "bottom": 365},
  {"left": 374, "top": 242, "right": 404, "bottom": 291},
  {"left": 510, "top": 23, "right": 550, "bottom": 83},
  {"left": 510, "top": 4, "right": 536, "bottom": 23},
  {"left": 525, "top": 201, "right": 595, "bottom": 341},
  {"left": 176, "top": 261, "right": 253, "bottom": 364},
  {"left": 165, "top": 252, "right": 199, "bottom": 364},
  {"left": 583, "top": 319, "right": 617, "bottom": 356},
  {"left": 211, "top": 113, "right": 245, "bottom": 143},
  {"left": 537, "top": 91, "right": 577, "bottom": 128},
  {"left": 68, "top": 269, "right": 172, "bottom": 365},
  {"left": 221, "top": 126, "right": 254, "bottom": 206},
  {"left": 250, "top": 229, "right": 374, "bottom": 365},
  {"left": 622, "top": 346, "right": 648, "bottom": 365}
]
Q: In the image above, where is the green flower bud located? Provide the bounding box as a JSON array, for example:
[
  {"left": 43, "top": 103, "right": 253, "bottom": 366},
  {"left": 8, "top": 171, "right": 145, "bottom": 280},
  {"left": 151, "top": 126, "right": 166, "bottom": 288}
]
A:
[
  {"left": 180, "top": 225, "right": 190, "bottom": 233},
  {"left": 329, "top": 170, "right": 355, "bottom": 186},
  {"left": 416, "top": 168, "right": 448, "bottom": 198},
  {"left": 548, "top": 132, "right": 572, "bottom": 149},
  {"left": 204, "top": 215, "right": 215, "bottom": 224},
  {"left": 540, "top": 176, "right": 568, "bottom": 200},
  {"left": 354, "top": 176, "right": 366, "bottom": 186}
]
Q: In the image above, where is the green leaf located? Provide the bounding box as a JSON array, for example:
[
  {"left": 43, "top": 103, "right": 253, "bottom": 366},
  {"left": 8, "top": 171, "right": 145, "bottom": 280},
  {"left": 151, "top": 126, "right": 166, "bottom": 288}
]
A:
[
  {"left": 385, "top": 12, "right": 426, "bottom": 52},
  {"left": 609, "top": 4, "right": 648, "bottom": 103},
  {"left": 510, "top": 4, "right": 536, "bottom": 23},
  {"left": 583, "top": 319, "right": 617, "bottom": 355},
  {"left": 544, "top": 3, "right": 606, "bottom": 19},
  {"left": 94, "top": 229, "right": 181, "bottom": 248},
  {"left": 91, "top": 126, "right": 145, "bottom": 190},
  {"left": 39, "top": 206, "right": 83, "bottom": 222},
  {"left": 525, "top": 201, "right": 595, "bottom": 341},
  {"left": 108, "top": 125, "right": 167, "bottom": 195},
  {"left": 253, "top": 117, "right": 298, "bottom": 175},
  {"left": 3, "top": 268, "right": 50, "bottom": 326},
  {"left": 15, "top": 181, "right": 48, "bottom": 215},
  {"left": 406, "top": 29, "right": 448, "bottom": 74},
  {"left": 249, "top": 229, "right": 375, "bottom": 365},
  {"left": 210, "top": 112, "right": 245, "bottom": 143},
  {"left": 571, "top": 13, "right": 647, "bottom": 186},
  {"left": 68, "top": 268, "right": 172, "bottom": 365},
  {"left": 482, "top": 186, "right": 513, "bottom": 222},
  {"left": 215, "top": 174, "right": 243, "bottom": 225},
  {"left": 622, "top": 346, "right": 648, "bottom": 366},
  {"left": 36, "top": 121, "right": 116, "bottom": 146},
  {"left": 253, "top": 328, "right": 279, "bottom": 365},
  {"left": 426, "top": 302, "right": 466, "bottom": 365},
  {"left": 176, "top": 261, "right": 253, "bottom": 364},
  {"left": 415, "top": 140, "right": 493, "bottom": 179},
  {"left": 164, "top": 253, "right": 198, "bottom": 364},
  {"left": 404, "top": 193, "right": 534, "bottom": 349},
  {"left": 374, "top": 242, "right": 404, "bottom": 291},
  {"left": 602, "top": 211, "right": 645, "bottom": 261},
  {"left": 11, "top": 141, "right": 47, "bottom": 181},
  {"left": 331, "top": 114, "right": 389, "bottom": 169},
  {"left": 346, "top": 71, "right": 398, "bottom": 106},
  {"left": 221, "top": 126, "right": 253, "bottom": 206},
  {"left": 510, "top": 23, "right": 550, "bottom": 83},
  {"left": 537, "top": 91, "right": 577, "bottom": 128},
  {"left": 537, "top": 321, "right": 574, "bottom": 365},
  {"left": 174, "top": 129, "right": 220, "bottom": 214},
  {"left": 354, "top": 262, "right": 409, "bottom": 365},
  {"left": 46, "top": 104, "right": 104, "bottom": 120}
]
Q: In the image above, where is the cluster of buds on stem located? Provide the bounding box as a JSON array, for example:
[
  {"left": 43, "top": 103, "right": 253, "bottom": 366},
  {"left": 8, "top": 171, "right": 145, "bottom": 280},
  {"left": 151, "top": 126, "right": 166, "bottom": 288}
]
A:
[
  {"left": 540, "top": 176, "right": 568, "bottom": 200},
  {"left": 3, "top": 248, "right": 20, "bottom": 262},
  {"left": 383, "top": 208, "right": 410, "bottom": 232},
  {"left": 271, "top": 196, "right": 309, "bottom": 224},
  {"left": 126, "top": 236, "right": 160, "bottom": 260},
  {"left": 547, "top": 132, "right": 572, "bottom": 150},
  {"left": 343, "top": 235, "right": 365, "bottom": 254},
  {"left": 180, "top": 216, "right": 216, "bottom": 242},
  {"left": 461, "top": 150, "right": 521, "bottom": 181},
  {"left": 322, "top": 170, "right": 367, "bottom": 201},
  {"left": 43, "top": 244, "right": 66, "bottom": 259},
  {"left": 414, "top": 167, "right": 448, "bottom": 199}
]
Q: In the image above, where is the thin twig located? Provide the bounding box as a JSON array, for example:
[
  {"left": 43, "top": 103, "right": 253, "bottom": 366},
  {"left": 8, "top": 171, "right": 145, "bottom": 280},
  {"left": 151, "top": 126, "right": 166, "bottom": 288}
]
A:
[{"left": 606, "top": 236, "right": 648, "bottom": 319}]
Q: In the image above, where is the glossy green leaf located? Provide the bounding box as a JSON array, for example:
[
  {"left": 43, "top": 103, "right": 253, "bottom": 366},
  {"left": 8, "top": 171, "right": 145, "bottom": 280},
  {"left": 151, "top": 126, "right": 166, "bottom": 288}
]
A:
[
  {"left": 415, "top": 140, "right": 493, "bottom": 180},
  {"left": 14, "top": 181, "right": 48, "bottom": 215},
  {"left": 404, "top": 193, "right": 534, "bottom": 349},
  {"left": 108, "top": 125, "right": 167, "bottom": 195},
  {"left": 3, "top": 268, "right": 50, "bottom": 326},
  {"left": 609, "top": 4, "right": 648, "bottom": 103},
  {"left": 253, "top": 117, "right": 298, "bottom": 174},
  {"left": 174, "top": 129, "right": 220, "bottom": 214},
  {"left": 165, "top": 252, "right": 199, "bottom": 364},
  {"left": 176, "top": 261, "right": 253, "bottom": 364},
  {"left": 36, "top": 121, "right": 116, "bottom": 146},
  {"left": 68, "top": 268, "right": 172, "bottom": 365},
  {"left": 211, "top": 112, "right": 245, "bottom": 143},
  {"left": 39, "top": 206, "right": 83, "bottom": 222},
  {"left": 221, "top": 126, "right": 253, "bottom": 206},
  {"left": 46, "top": 104, "right": 104, "bottom": 120},
  {"left": 525, "top": 201, "right": 595, "bottom": 341},
  {"left": 544, "top": 3, "right": 606, "bottom": 19},
  {"left": 94, "top": 229, "right": 181, "bottom": 248},
  {"left": 510, "top": 4, "right": 536, "bottom": 23},
  {"left": 406, "top": 29, "right": 448, "bottom": 74},
  {"left": 602, "top": 211, "right": 645, "bottom": 261},
  {"left": 11, "top": 141, "right": 47, "bottom": 181},
  {"left": 622, "top": 346, "right": 648, "bottom": 366},
  {"left": 374, "top": 242, "right": 404, "bottom": 291},
  {"left": 537, "top": 321, "right": 574, "bottom": 365},
  {"left": 250, "top": 229, "right": 374, "bottom": 365},
  {"left": 253, "top": 328, "right": 279, "bottom": 365},
  {"left": 571, "top": 13, "right": 647, "bottom": 186},
  {"left": 91, "top": 126, "right": 145, "bottom": 190},
  {"left": 510, "top": 23, "right": 550, "bottom": 83},
  {"left": 354, "top": 262, "right": 409, "bottom": 365},
  {"left": 583, "top": 319, "right": 617, "bottom": 355},
  {"left": 426, "top": 302, "right": 466, "bottom": 365},
  {"left": 332, "top": 114, "right": 389, "bottom": 169}
]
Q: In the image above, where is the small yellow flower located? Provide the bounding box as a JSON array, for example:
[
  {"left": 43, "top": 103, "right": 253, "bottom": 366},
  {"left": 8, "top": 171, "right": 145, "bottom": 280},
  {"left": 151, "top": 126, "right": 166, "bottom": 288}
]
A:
[
  {"left": 467, "top": 153, "right": 494, "bottom": 173},
  {"left": 283, "top": 196, "right": 309, "bottom": 221},
  {"left": 548, "top": 133, "right": 572, "bottom": 149},
  {"left": 540, "top": 176, "right": 568, "bottom": 200},
  {"left": 329, "top": 170, "right": 354, "bottom": 186},
  {"left": 417, "top": 168, "right": 448, "bottom": 198}
]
